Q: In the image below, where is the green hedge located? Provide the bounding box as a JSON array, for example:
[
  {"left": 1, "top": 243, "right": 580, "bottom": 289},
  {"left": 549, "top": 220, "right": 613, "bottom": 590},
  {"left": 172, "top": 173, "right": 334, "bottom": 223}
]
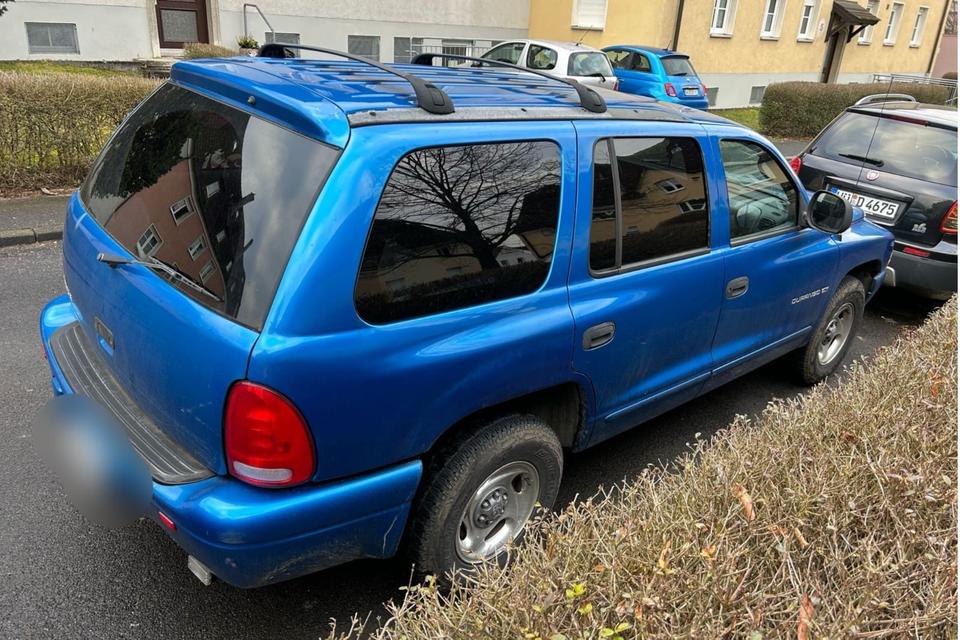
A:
[
  {"left": 334, "top": 298, "right": 958, "bottom": 639},
  {"left": 0, "top": 72, "right": 158, "bottom": 194},
  {"left": 759, "top": 81, "right": 952, "bottom": 138}
]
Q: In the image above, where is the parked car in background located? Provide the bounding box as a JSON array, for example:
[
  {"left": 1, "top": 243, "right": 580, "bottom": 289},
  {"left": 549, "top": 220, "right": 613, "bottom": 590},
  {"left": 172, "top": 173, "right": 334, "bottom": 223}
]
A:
[
  {"left": 481, "top": 39, "right": 618, "bottom": 89},
  {"left": 37, "top": 45, "right": 892, "bottom": 589},
  {"left": 602, "top": 45, "right": 709, "bottom": 110},
  {"left": 792, "top": 96, "right": 957, "bottom": 299}
]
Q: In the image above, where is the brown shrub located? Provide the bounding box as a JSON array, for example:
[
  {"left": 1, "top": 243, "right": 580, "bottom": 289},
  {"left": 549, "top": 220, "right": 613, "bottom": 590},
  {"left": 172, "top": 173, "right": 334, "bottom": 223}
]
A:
[
  {"left": 0, "top": 72, "right": 158, "bottom": 194},
  {"left": 759, "top": 81, "right": 953, "bottom": 138},
  {"left": 336, "top": 299, "right": 958, "bottom": 639}
]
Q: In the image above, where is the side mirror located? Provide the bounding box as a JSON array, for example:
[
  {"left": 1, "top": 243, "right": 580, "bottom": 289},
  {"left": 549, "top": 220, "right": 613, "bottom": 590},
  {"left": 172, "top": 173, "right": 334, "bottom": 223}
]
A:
[{"left": 806, "top": 190, "right": 853, "bottom": 235}]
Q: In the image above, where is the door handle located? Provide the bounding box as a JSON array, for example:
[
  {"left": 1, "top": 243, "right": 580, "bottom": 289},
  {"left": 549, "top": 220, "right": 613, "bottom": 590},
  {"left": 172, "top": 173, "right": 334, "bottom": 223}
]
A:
[
  {"left": 582, "top": 321, "right": 616, "bottom": 350},
  {"left": 726, "top": 276, "right": 750, "bottom": 299}
]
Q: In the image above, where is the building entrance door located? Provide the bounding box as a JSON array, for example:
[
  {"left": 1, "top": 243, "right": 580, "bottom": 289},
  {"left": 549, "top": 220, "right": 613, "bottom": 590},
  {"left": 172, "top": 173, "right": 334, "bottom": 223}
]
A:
[{"left": 156, "top": 0, "right": 209, "bottom": 49}]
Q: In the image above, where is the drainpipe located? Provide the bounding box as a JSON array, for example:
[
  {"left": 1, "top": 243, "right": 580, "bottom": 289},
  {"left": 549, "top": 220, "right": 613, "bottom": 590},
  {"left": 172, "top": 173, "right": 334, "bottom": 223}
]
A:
[
  {"left": 927, "top": 0, "right": 951, "bottom": 75},
  {"left": 671, "top": 0, "right": 685, "bottom": 51}
]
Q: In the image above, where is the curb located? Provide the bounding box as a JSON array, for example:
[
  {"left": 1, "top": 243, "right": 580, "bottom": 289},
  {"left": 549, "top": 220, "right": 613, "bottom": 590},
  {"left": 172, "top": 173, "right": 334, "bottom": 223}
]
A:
[{"left": 0, "top": 226, "right": 63, "bottom": 248}]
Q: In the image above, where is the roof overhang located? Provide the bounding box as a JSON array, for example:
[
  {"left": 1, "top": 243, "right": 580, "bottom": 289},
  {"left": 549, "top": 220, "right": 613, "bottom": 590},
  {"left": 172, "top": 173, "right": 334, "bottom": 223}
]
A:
[{"left": 830, "top": 0, "right": 882, "bottom": 41}]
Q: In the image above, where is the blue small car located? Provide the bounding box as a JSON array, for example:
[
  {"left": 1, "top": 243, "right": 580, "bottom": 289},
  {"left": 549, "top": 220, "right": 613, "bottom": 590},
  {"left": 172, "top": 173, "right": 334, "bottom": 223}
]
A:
[
  {"left": 37, "top": 45, "right": 892, "bottom": 588},
  {"left": 603, "top": 45, "right": 709, "bottom": 110}
]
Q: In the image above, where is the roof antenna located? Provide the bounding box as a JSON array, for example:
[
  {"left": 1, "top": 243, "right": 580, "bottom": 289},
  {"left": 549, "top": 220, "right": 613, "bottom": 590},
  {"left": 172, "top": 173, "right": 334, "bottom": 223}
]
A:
[
  {"left": 854, "top": 73, "right": 894, "bottom": 190},
  {"left": 575, "top": 30, "right": 588, "bottom": 46}
]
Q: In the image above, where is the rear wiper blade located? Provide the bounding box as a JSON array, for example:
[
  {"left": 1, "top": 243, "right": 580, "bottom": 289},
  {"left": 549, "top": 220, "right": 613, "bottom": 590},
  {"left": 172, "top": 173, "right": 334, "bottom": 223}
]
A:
[
  {"left": 97, "top": 253, "right": 223, "bottom": 302},
  {"left": 586, "top": 72, "right": 608, "bottom": 82},
  {"left": 839, "top": 152, "right": 884, "bottom": 167}
]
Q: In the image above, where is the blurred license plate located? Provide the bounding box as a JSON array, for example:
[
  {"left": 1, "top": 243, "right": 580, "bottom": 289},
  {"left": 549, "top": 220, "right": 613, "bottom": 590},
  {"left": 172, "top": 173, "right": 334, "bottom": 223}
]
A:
[
  {"left": 829, "top": 187, "right": 900, "bottom": 220},
  {"left": 683, "top": 87, "right": 699, "bottom": 96}
]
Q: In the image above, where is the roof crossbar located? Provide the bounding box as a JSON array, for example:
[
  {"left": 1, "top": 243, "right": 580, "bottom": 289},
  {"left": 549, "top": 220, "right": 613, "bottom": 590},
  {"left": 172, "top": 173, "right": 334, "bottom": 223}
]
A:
[
  {"left": 258, "top": 43, "right": 455, "bottom": 115},
  {"left": 412, "top": 52, "right": 607, "bottom": 114}
]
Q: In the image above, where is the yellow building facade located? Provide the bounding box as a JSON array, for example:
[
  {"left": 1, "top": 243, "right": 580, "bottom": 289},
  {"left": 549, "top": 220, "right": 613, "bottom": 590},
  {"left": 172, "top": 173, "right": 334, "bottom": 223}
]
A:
[{"left": 530, "top": 0, "right": 951, "bottom": 108}]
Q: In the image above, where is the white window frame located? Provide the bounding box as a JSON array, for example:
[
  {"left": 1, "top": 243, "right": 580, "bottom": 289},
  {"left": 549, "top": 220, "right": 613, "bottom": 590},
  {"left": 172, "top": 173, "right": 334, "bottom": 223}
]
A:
[
  {"left": 859, "top": 0, "right": 881, "bottom": 43},
  {"left": 797, "top": 0, "right": 820, "bottom": 41},
  {"left": 910, "top": 6, "right": 929, "bottom": 46},
  {"left": 169, "top": 196, "right": 194, "bottom": 225},
  {"left": 760, "top": 0, "right": 787, "bottom": 38},
  {"left": 187, "top": 235, "right": 206, "bottom": 261},
  {"left": 884, "top": 2, "right": 905, "bottom": 45},
  {"left": 136, "top": 225, "right": 162, "bottom": 258},
  {"left": 571, "top": 0, "right": 607, "bottom": 30},
  {"left": 711, "top": 0, "right": 739, "bottom": 36}
]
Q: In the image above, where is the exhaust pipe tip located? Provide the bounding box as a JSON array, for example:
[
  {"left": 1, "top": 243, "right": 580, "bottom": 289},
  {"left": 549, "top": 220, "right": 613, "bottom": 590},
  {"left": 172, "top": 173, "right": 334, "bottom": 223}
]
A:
[{"left": 187, "top": 555, "right": 214, "bottom": 586}]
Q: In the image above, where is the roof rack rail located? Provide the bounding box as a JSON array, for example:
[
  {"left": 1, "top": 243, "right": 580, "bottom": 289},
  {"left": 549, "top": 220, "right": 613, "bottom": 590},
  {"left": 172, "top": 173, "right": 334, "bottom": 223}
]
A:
[
  {"left": 854, "top": 93, "right": 917, "bottom": 106},
  {"left": 411, "top": 52, "right": 607, "bottom": 114},
  {"left": 258, "top": 43, "right": 455, "bottom": 115}
]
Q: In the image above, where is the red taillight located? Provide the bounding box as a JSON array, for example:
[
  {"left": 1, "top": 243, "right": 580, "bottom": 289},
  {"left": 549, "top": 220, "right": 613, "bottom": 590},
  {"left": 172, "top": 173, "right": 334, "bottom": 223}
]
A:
[
  {"left": 225, "top": 381, "right": 315, "bottom": 488},
  {"left": 788, "top": 154, "right": 803, "bottom": 175},
  {"left": 664, "top": 82, "right": 677, "bottom": 97},
  {"left": 612, "top": 78, "right": 619, "bottom": 91},
  {"left": 158, "top": 511, "right": 176, "bottom": 531},
  {"left": 902, "top": 246, "right": 931, "bottom": 257},
  {"left": 941, "top": 201, "right": 957, "bottom": 235}
]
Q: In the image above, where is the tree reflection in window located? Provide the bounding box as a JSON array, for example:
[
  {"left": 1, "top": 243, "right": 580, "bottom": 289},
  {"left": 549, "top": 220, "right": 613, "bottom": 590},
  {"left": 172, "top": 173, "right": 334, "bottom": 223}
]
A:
[{"left": 356, "top": 141, "right": 562, "bottom": 324}]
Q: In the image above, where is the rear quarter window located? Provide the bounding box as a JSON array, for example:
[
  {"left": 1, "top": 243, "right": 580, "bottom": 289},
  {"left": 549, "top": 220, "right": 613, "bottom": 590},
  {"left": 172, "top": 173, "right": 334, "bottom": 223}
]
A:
[
  {"left": 568, "top": 52, "right": 614, "bottom": 77},
  {"left": 355, "top": 141, "right": 562, "bottom": 324},
  {"left": 81, "top": 83, "right": 338, "bottom": 330}
]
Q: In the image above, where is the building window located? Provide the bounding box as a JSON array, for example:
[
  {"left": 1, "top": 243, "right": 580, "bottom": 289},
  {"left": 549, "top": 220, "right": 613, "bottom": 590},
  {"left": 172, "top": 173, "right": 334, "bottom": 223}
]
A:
[
  {"left": 572, "top": 0, "right": 607, "bottom": 30},
  {"left": 860, "top": 0, "right": 881, "bottom": 43},
  {"left": 170, "top": 196, "right": 194, "bottom": 225},
  {"left": 884, "top": 2, "right": 904, "bottom": 45},
  {"left": 706, "top": 87, "right": 719, "bottom": 106},
  {"left": 354, "top": 141, "right": 561, "bottom": 324},
  {"left": 749, "top": 85, "right": 767, "bottom": 104},
  {"left": 711, "top": 0, "right": 738, "bottom": 36},
  {"left": 265, "top": 32, "right": 300, "bottom": 45},
  {"left": 199, "top": 261, "right": 215, "bottom": 284},
  {"left": 797, "top": 0, "right": 819, "bottom": 40},
  {"left": 910, "top": 7, "right": 929, "bottom": 46},
  {"left": 137, "top": 225, "right": 163, "bottom": 258},
  {"left": 187, "top": 236, "right": 206, "bottom": 261},
  {"left": 760, "top": 0, "right": 785, "bottom": 38},
  {"left": 25, "top": 22, "right": 80, "bottom": 55},
  {"left": 589, "top": 138, "right": 709, "bottom": 273},
  {"left": 394, "top": 37, "right": 424, "bottom": 63},
  {"left": 347, "top": 35, "right": 380, "bottom": 61}
]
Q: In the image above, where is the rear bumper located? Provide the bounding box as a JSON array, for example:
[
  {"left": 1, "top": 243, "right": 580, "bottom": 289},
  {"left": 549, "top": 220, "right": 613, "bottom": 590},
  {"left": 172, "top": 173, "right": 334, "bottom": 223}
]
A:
[
  {"left": 39, "top": 295, "right": 421, "bottom": 587},
  {"left": 885, "top": 242, "right": 958, "bottom": 296}
]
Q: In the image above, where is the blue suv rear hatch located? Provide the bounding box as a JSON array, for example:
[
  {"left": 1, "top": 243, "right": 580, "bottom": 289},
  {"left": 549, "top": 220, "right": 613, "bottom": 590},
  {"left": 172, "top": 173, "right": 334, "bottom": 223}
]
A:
[{"left": 61, "top": 82, "right": 337, "bottom": 475}]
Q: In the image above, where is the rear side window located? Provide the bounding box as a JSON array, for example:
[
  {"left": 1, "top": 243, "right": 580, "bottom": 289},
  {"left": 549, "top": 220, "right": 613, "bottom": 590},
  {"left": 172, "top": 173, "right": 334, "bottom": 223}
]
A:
[
  {"left": 527, "top": 44, "right": 558, "bottom": 70},
  {"left": 661, "top": 56, "right": 696, "bottom": 77},
  {"left": 355, "top": 142, "right": 561, "bottom": 324},
  {"left": 812, "top": 111, "right": 957, "bottom": 187},
  {"left": 81, "top": 83, "right": 338, "bottom": 330},
  {"left": 568, "top": 52, "right": 614, "bottom": 77},
  {"left": 589, "top": 137, "right": 709, "bottom": 274}
]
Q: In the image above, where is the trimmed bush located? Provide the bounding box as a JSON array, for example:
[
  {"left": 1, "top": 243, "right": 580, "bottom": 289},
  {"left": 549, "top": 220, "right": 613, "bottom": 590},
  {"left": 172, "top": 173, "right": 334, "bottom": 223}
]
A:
[
  {"left": 0, "top": 72, "right": 158, "bottom": 194},
  {"left": 183, "top": 42, "right": 237, "bottom": 59},
  {"left": 336, "top": 299, "right": 957, "bottom": 639},
  {"left": 760, "top": 81, "right": 953, "bottom": 138}
]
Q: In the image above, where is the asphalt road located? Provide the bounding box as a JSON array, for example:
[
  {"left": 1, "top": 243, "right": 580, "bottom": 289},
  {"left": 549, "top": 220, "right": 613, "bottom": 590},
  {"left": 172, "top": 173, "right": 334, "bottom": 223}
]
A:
[{"left": 0, "top": 240, "right": 942, "bottom": 640}]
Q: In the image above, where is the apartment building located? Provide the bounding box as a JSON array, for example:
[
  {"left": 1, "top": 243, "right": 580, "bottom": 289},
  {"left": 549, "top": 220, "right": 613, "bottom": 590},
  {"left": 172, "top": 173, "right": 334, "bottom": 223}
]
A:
[
  {"left": 0, "top": 0, "right": 527, "bottom": 62},
  {"left": 530, "top": 0, "right": 951, "bottom": 107}
]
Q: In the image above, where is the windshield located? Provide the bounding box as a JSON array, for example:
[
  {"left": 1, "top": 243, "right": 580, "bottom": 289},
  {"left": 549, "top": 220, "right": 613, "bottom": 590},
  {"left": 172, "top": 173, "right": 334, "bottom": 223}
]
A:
[
  {"left": 81, "top": 83, "right": 338, "bottom": 329},
  {"left": 661, "top": 56, "right": 696, "bottom": 77},
  {"left": 568, "top": 52, "right": 614, "bottom": 77},
  {"left": 812, "top": 111, "right": 957, "bottom": 187}
]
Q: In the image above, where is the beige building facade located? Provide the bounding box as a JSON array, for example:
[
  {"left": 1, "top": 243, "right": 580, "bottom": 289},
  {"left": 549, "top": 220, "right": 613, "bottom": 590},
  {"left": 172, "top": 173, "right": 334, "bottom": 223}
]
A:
[{"left": 530, "top": 0, "right": 951, "bottom": 108}]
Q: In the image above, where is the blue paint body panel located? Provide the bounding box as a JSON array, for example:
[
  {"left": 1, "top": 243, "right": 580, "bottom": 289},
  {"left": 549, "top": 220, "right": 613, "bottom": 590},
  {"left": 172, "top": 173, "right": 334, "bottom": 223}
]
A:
[
  {"left": 603, "top": 46, "right": 710, "bottom": 110},
  {"left": 37, "top": 56, "right": 893, "bottom": 587}
]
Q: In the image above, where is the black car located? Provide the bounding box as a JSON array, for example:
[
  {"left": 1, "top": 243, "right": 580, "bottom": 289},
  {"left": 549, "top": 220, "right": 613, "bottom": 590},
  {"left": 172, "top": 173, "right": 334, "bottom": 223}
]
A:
[{"left": 792, "top": 97, "right": 957, "bottom": 298}]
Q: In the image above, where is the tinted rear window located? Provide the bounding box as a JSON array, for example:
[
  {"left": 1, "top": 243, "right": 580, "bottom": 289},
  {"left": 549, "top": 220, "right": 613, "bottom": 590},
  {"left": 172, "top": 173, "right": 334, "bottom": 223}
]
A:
[
  {"left": 812, "top": 111, "right": 957, "bottom": 187},
  {"left": 661, "top": 56, "right": 696, "bottom": 77},
  {"left": 81, "top": 83, "right": 337, "bottom": 329},
  {"left": 568, "top": 52, "right": 614, "bottom": 77}
]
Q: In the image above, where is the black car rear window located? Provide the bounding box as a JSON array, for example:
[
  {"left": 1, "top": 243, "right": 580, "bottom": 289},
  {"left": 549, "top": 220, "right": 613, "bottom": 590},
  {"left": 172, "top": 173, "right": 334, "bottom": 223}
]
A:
[
  {"left": 81, "top": 83, "right": 338, "bottom": 330},
  {"left": 811, "top": 111, "right": 957, "bottom": 187},
  {"left": 661, "top": 56, "right": 696, "bottom": 77}
]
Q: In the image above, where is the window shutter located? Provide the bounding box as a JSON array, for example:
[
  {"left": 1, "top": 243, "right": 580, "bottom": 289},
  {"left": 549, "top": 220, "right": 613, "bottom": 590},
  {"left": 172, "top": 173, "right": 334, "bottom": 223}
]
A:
[{"left": 573, "top": 0, "right": 607, "bottom": 29}]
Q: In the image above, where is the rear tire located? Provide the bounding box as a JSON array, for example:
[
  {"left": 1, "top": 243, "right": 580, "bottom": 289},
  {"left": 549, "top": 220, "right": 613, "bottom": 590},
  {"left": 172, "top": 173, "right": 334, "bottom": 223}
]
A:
[
  {"left": 405, "top": 414, "right": 562, "bottom": 581},
  {"left": 794, "top": 276, "right": 865, "bottom": 385}
]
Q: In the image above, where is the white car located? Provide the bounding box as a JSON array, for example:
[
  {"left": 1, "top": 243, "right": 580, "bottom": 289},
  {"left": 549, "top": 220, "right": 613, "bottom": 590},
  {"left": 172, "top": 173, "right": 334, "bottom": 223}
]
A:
[{"left": 481, "top": 39, "right": 619, "bottom": 90}]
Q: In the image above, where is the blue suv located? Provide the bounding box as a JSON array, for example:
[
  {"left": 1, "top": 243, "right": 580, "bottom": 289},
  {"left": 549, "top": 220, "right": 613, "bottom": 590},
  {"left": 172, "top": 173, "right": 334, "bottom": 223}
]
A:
[
  {"left": 603, "top": 45, "right": 709, "bottom": 110},
  {"left": 37, "top": 45, "right": 892, "bottom": 588}
]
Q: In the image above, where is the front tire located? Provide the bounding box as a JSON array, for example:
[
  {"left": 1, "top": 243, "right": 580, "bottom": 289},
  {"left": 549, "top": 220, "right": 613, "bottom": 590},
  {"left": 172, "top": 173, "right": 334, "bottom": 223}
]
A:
[
  {"left": 795, "top": 276, "right": 865, "bottom": 385},
  {"left": 405, "top": 414, "right": 562, "bottom": 580}
]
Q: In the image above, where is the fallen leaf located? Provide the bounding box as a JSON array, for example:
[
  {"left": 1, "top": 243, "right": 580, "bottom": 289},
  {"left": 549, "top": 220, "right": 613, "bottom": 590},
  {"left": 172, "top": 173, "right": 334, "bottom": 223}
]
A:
[
  {"left": 793, "top": 527, "right": 809, "bottom": 549},
  {"left": 797, "top": 594, "right": 814, "bottom": 640},
  {"left": 732, "top": 483, "right": 756, "bottom": 521}
]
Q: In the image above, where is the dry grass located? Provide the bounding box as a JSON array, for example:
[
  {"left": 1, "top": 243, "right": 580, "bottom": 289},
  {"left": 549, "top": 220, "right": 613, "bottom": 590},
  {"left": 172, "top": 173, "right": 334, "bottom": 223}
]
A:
[
  {"left": 182, "top": 43, "right": 238, "bottom": 59},
  {"left": 336, "top": 299, "right": 958, "bottom": 639}
]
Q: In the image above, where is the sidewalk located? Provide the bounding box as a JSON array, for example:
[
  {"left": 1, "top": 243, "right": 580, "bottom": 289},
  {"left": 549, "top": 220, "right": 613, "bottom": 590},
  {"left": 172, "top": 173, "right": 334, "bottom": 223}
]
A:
[{"left": 0, "top": 194, "right": 70, "bottom": 247}]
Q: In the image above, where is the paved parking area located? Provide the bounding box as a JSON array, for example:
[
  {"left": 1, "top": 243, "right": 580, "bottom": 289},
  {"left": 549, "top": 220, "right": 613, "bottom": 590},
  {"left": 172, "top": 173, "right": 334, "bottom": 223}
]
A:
[{"left": 0, "top": 240, "right": 941, "bottom": 640}]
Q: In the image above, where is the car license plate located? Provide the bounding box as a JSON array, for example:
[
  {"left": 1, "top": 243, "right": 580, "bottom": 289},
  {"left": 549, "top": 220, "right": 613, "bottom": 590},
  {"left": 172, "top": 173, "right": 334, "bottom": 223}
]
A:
[
  {"left": 683, "top": 87, "right": 699, "bottom": 96},
  {"left": 828, "top": 186, "right": 900, "bottom": 220}
]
